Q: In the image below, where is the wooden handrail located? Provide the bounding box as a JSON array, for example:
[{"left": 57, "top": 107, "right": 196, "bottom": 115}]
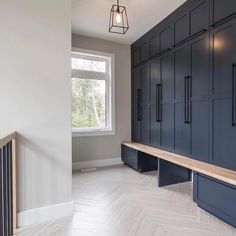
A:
[
  {"left": 0, "top": 131, "right": 17, "bottom": 236},
  {"left": 0, "top": 132, "right": 17, "bottom": 148}
]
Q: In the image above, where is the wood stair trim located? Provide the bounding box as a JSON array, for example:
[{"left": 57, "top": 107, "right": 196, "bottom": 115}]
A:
[{"left": 122, "top": 142, "right": 236, "bottom": 186}]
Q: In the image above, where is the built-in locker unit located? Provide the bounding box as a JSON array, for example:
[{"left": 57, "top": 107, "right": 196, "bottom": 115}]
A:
[{"left": 127, "top": 0, "right": 236, "bottom": 228}]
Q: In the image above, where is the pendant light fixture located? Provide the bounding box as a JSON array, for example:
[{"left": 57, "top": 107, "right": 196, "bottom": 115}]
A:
[{"left": 109, "top": 0, "right": 129, "bottom": 34}]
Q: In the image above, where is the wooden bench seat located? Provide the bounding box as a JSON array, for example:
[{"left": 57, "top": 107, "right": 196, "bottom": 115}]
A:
[{"left": 122, "top": 141, "right": 236, "bottom": 186}]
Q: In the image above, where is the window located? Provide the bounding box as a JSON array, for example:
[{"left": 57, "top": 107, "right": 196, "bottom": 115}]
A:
[{"left": 71, "top": 48, "right": 115, "bottom": 137}]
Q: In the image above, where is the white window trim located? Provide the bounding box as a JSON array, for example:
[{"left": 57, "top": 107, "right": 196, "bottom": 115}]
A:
[{"left": 71, "top": 47, "right": 115, "bottom": 137}]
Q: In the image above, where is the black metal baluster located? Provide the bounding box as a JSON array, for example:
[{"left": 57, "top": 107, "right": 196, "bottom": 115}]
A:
[
  {"left": 0, "top": 148, "right": 3, "bottom": 236},
  {"left": 8, "top": 142, "right": 13, "bottom": 236},
  {"left": 3, "top": 145, "right": 9, "bottom": 236}
]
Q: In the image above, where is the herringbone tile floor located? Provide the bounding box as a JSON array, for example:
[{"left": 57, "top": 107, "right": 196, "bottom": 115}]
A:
[{"left": 18, "top": 165, "right": 236, "bottom": 236}]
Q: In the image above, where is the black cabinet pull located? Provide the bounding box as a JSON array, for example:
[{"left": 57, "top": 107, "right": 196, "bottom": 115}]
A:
[
  {"left": 184, "top": 76, "right": 191, "bottom": 124},
  {"left": 137, "top": 89, "right": 142, "bottom": 121},
  {"left": 184, "top": 76, "right": 188, "bottom": 124},
  {"left": 232, "top": 64, "right": 236, "bottom": 126},
  {"left": 187, "top": 75, "right": 192, "bottom": 124},
  {"left": 156, "top": 84, "right": 162, "bottom": 122}
]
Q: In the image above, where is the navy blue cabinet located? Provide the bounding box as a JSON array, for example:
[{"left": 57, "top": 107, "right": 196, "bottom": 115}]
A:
[
  {"left": 129, "top": 0, "right": 236, "bottom": 228},
  {"left": 210, "top": 19, "right": 236, "bottom": 171},
  {"left": 140, "top": 64, "right": 150, "bottom": 144},
  {"left": 131, "top": 0, "right": 236, "bottom": 169},
  {"left": 131, "top": 63, "right": 150, "bottom": 144},
  {"left": 211, "top": 0, "right": 236, "bottom": 26},
  {"left": 173, "top": 0, "right": 209, "bottom": 47},
  {"left": 173, "top": 44, "right": 191, "bottom": 155},
  {"left": 149, "top": 33, "right": 160, "bottom": 58},
  {"left": 132, "top": 68, "right": 141, "bottom": 142},
  {"left": 190, "top": 1, "right": 209, "bottom": 36},
  {"left": 173, "top": 34, "right": 209, "bottom": 161},
  {"left": 160, "top": 25, "right": 172, "bottom": 52},
  {"left": 174, "top": 13, "right": 189, "bottom": 45},
  {"left": 160, "top": 52, "right": 174, "bottom": 150},
  {"left": 189, "top": 35, "right": 209, "bottom": 162},
  {"left": 150, "top": 59, "right": 161, "bottom": 147},
  {"left": 131, "top": 40, "right": 149, "bottom": 67},
  {"left": 122, "top": 145, "right": 158, "bottom": 172},
  {"left": 150, "top": 52, "right": 174, "bottom": 150},
  {"left": 132, "top": 47, "right": 140, "bottom": 67},
  {"left": 140, "top": 42, "right": 149, "bottom": 64},
  {"left": 193, "top": 172, "right": 236, "bottom": 228}
]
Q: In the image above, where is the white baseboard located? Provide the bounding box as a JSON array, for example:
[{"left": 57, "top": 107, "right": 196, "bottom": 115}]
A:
[
  {"left": 72, "top": 157, "right": 123, "bottom": 170},
  {"left": 17, "top": 201, "right": 74, "bottom": 227}
]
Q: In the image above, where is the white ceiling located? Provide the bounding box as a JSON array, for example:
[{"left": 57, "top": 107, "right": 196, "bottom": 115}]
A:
[{"left": 72, "top": 0, "right": 187, "bottom": 45}]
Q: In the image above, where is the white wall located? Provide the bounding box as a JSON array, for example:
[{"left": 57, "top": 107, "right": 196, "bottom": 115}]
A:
[
  {"left": 72, "top": 34, "right": 131, "bottom": 165},
  {"left": 0, "top": 0, "right": 72, "bottom": 222}
]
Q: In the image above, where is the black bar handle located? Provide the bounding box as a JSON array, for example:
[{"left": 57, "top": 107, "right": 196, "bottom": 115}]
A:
[
  {"left": 137, "top": 89, "right": 142, "bottom": 121},
  {"left": 188, "top": 75, "right": 192, "bottom": 124},
  {"left": 232, "top": 64, "right": 236, "bottom": 126},
  {"left": 184, "top": 76, "right": 188, "bottom": 124},
  {"left": 156, "top": 84, "right": 162, "bottom": 122}
]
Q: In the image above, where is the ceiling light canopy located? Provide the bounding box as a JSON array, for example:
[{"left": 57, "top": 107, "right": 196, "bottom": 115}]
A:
[{"left": 109, "top": 0, "right": 129, "bottom": 34}]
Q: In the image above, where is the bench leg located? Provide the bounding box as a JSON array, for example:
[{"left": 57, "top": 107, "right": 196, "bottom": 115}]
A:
[{"left": 158, "top": 159, "right": 192, "bottom": 187}]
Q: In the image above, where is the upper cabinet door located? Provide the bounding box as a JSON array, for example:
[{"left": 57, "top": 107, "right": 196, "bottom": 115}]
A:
[
  {"left": 160, "top": 26, "right": 172, "bottom": 51},
  {"left": 132, "top": 68, "right": 141, "bottom": 106},
  {"left": 132, "top": 47, "right": 140, "bottom": 67},
  {"left": 173, "top": 45, "right": 190, "bottom": 101},
  {"left": 190, "top": 1, "right": 209, "bottom": 36},
  {"left": 150, "top": 33, "right": 160, "bottom": 58},
  {"left": 140, "top": 64, "right": 150, "bottom": 104},
  {"left": 212, "top": 0, "right": 236, "bottom": 25},
  {"left": 150, "top": 60, "right": 160, "bottom": 105},
  {"left": 140, "top": 42, "right": 149, "bottom": 64},
  {"left": 174, "top": 14, "right": 189, "bottom": 45}
]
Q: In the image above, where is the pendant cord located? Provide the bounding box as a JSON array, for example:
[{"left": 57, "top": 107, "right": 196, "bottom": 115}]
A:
[{"left": 117, "top": 0, "right": 120, "bottom": 13}]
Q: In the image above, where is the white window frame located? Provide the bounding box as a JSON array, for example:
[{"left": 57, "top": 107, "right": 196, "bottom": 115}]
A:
[{"left": 71, "top": 47, "right": 115, "bottom": 137}]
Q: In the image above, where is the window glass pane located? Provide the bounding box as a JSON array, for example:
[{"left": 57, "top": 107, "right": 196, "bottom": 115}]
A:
[
  {"left": 72, "top": 57, "right": 106, "bottom": 73},
  {"left": 72, "top": 77, "right": 106, "bottom": 129}
]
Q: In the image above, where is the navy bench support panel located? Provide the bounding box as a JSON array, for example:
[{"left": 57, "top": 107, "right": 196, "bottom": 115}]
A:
[
  {"left": 158, "top": 159, "right": 192, "bottom": 187},
  {"left": 121, "top": 145, "right": 158, "bottom": 172}
]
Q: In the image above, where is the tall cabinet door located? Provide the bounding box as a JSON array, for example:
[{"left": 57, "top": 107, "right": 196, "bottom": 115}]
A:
[
  {"left": 132, "top": 68, "right": 141, "bottom": 142},
  {"left": 150, "top": 59, "right": 161, "bottom": 147},
  {"left": 173, "top": 45, "right": 191, "bottom": 154},
  {"left": 189, "top": 35, "right": 209, "bottom": 162},
  {"left": 141, "top": 64, "right": 150, "bottom": 144},
  {"left": 160, "top": 52, "right": 174, "bottom": 150},
  {"left": 210, "top": 19, "right": 236, "bottom": 170}
]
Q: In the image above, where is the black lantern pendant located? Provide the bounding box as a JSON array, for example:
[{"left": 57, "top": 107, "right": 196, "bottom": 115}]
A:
[{"left": 109, "top": 0, "right": 129, "bottom": 34}]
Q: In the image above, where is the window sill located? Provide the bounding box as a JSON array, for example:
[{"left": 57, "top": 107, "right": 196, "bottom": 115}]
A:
[{"left": 72, "top": 129, "right": 115, "bottom": 137}]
